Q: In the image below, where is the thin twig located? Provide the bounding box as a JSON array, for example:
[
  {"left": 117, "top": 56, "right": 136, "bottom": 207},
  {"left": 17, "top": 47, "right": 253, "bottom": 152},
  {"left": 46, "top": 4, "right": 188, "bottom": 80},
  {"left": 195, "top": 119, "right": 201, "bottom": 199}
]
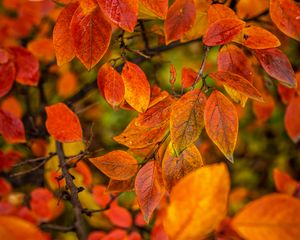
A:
[
  {"left": 193, "top": 46, "right": 210, "bottom": 89},
  {"left": 40, "top": 223, "right": 75, "bottom": 232},
  {"left": 56, "top": 141, "right": 87, "bottom": 240},
  {"left": 82, "top": 194, "right": 119, "bottom": 216}
]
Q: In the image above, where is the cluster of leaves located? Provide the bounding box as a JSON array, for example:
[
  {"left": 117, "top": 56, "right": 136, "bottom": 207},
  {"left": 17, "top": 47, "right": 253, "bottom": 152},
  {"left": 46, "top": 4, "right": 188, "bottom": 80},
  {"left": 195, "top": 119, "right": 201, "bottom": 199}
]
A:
[{"left": 1, "top": 0, "right": 300, "bottom": 239}]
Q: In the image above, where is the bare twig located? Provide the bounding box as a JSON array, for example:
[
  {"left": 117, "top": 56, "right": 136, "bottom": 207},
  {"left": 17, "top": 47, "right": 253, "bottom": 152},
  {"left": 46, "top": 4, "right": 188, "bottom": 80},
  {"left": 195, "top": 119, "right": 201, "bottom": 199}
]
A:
[
  {"left": 193, "top": 46, "right": 210, "bottom": 89},
  {"left": 40, "top": 223, "right": 75, "bottom": 232},
  {"left": 56, "top": 141, "right": 87, "bottom": 240},
  {"left": 82, "top": 194, "right": 119, "bottom": 216}
]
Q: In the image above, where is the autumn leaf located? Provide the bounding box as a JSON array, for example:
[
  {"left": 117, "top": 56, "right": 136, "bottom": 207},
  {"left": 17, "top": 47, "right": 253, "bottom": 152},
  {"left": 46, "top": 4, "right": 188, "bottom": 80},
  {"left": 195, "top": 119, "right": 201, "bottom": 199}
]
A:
[
  {"left": 70, "top": 5, "right": 112, "bottom": 70},
  {"left": 273, "top": 169, "right": 299, "bottom": 196},
  {"left": 164, "top": 0, "right": 196, "bottom": 44},
  {"left": 28, "top": 38, "right": 55, "bottom": 62},
  {"left": 45, "top": 103, "right": 82, "bottom": 142},
  {"left": 0, "top": 60, "right": 16, "bottom": 98},
  {"left": 113, "top": 118, "right": 169, "bottom": 149},
  {"left": 57, "top": 72, "right": 78, "bottom": 98},
  {"left": 181, "top": 67, "right": 198, "bottom": 89},
  {"left": 252, "top": 94, "right": 275, "bottom": 123},
  {"left": 203, "top": 18, "right": 245, "bottom": 46},
  {"left": 97, "top": 0, "right": 138, "bottom": 32},
  {"left": 236, "top": 0, "right": 268, "bottom": 19},
  {"left": 80, "top": 0, "right": 98, "bottom": 14},
  {"left": 53, "top": 2, "right": 78, "bottom": 66},
  {"left": 217, "top": 44, "right": 253, "bottom": 106},
  {"left": 232, "top": 194, "right": 300, "bottom": 240},
  {"left": 162, "top": 143, "right": 203, "bottom": 192},
  {"left": 0, "top": 215, "right": 45, "bottom": 240},
  {"left": 254, "top": 48, "right": 296, "bottom": 88},
  {"left": 170, "top": 89, "right": 206, "bottom": 154},
  {"left": 98, "top": 63, "right": 125, "bottom": 108},
  {"left": 122, "top": 61, "right": 150, "bottom": 112},
  {"left": 210, "top": 71, "right": 263, "bottom": 102},
  {"left": 104, "top": 201, "right": 133, "bottom": 228},
  {"left": 0, "top": 109, "right": 25, "bottom": 143},
  {"left": 106, "top": 178, "right": 135, "bottom": 193},
  {"left": 270, "top": 0, "right": 300, "bottom": 42},
  {"left": 207, "top": 3, "right": 237, "bottom": 26},
  {"left": 89, "top": 150, "right": 138, "bottom": 180},
  {"left": 139, "top": 0, "right": 168, "bottom": 19},
  {"left": 1, "top": 96, "right": 23, "bottom": 119},
  {"left": 284, "top": 97, "right": 300, "bottom": 143},
  {"left": 135, "top": 161, "right": 165, "bottom": 223},
  {"left": 9, "top": 46, "right": 40, "bottom": 86},
  {"left": 204, "top": 90, "right": 238, "bottom": 162},
  {"left": 163, "top": 162, "right": 230, "bottom": 240},
  {"left": 236, "top": 25, "right": 281, "bottom": 49}
]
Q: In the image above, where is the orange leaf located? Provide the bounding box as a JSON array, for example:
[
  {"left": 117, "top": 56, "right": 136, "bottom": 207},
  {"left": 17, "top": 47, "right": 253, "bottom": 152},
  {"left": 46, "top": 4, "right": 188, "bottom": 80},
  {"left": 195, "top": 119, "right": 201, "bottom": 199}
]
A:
[
  {"left": 30, "top": 187, "right": 64, "bottom": 222},
  {"left": 28, "top": 38, "right": 55, "bottom": 62},
  {"left": 203, "top": 18, "right": 245, "bottom": 46},
  {"left": 70, "top": 6, "right": 112, "bottom": 70},
  {"left": 163, "top": 163, "right": 230, "bottom": 240},
  {"left": 236, "top": 25, "right": 281, "bottom": 49},
  {"left": 270, "top": 0, "right": 300, "bottom": 41},
  {"left": 139, "top": 0, "right": 168, "bottom": 19},
  {"left": 92, "top": 185, "right": 111, "bottom": 207},
  {"left": 80, "top": 0, "right": 98, "bottom": 14},
  {"left": 170, "top": 89, "right": 206, "bottom": 154},
  {"left": 113, "top": 118, "right": 169, "bottom": 148},
  {"left": 97, "top": 0, "right": 138, "bottom": 32},
  {"left": 217, "top": 44, "right": 253, "bottom": 106},
  {"left": 9, "top": 46, "right": 40, "bottom": 86},
  {"left": 284, "top": 96, "right": 300, "bottom": 143},
  {"left": 204, "top": 90, "right": 238, "bottom": 162},
  {"left": 209, "top": 71, "right": 263, "bottom": 102},
  {"left": 255, "top": 48, "right": 296, "bottom": 88},
  {"left": 273, "top": 169, "right": 299, "bottom": 196},
  {"left": 0, "top": 60, "right": 15, "bottom": 98},
  {"left": 0, "top": 109, "right": 25, "bottom": 143},
  {"left": 57, "top": 72, "right": 78, "bottom": 98},
  {"left": 135, "top": 161, "right": 165, "bottom": 223},
  {"left": 252, "top": 94, "right": 275, "bottom": 123},
  {"left": 97, "top": 63, "right": 125, "bottom": 108},
  {"left": 162, "top": 143, "right": 203, "bottom": 192},
  {"left": 1, "top": 96, "right": 23, "bottom": 119},
  {"left": 135, "top": 96, "right": 174, "bottom": 128},
  {"left": 122, "top": 61, "right": 150, "bottom": 112},
  {"left": 53, "top": 2, "right": 78, "bottom": 66},
  {"left": 207, "top": 3, "right": 237, "bottom": 26},
  {"left": 106, "top": 178, "right": 135, "bottom": 193},
  {"left": 164, "top": 0, "right": 196, "bottom": 44},
  {"left": 237, "top": 0, "right": 268, "bottom": 19},
  {"left": 45, "top": 103, "right": 82, "bottom": 142},
  {"left": 232, "top": 194, "right": 300, "bottom": 240},
  {"left": 104, "top": 202, "right": 132, "bottom": 228},
  {"left": 89, "top": 150, "right": 138, "bottom": 180},
  {"left": 0, "top": 178, "right": 11, "bottom": 196},
  {"left": 0, "top": 216, "right": 45, "bottom": 240},
  {"left": 181, "top": 67, "right": 197, "bottom": 89}
]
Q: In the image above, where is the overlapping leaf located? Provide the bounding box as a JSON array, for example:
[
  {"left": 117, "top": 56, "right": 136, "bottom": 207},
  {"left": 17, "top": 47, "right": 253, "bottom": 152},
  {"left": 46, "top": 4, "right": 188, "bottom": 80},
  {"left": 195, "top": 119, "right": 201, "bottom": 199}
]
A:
[
  {"left": 162, "top": 143, "right": 203, "bottom": 191},
  {"left": 284, "top": 97, "right": 300, "bottom": 143},
  {"left": 163, "top": 163, "right": 230, "bottom": 240},
  {"left": 97, "top": 0, "right": 138, "bottom": 32},
  {"left": 204, "top": 90, "right": 238, "bottom": 162},
  {"left": 232, "top": 194, "right": 300, "bottom": 240},
  {"left": 135, "top": 161, "right": 165, "bottom": 223},
  {"left": 70, "top": 6, "right": 112, "bottom": 70},
  {"left": 139, "top": 0, "right": 168, "bottom": 19},
  {"left": 89, "top": 150, "right": 138, "bottom": 180},
  {"left": 164, "top": 0, "right": 196, "bottom": 44},
  {"left": 170, "top": 89, "right": 206, "bottom": 154},
  {"left": 0, "top": 60, "right": 15, "bottom": 97}
]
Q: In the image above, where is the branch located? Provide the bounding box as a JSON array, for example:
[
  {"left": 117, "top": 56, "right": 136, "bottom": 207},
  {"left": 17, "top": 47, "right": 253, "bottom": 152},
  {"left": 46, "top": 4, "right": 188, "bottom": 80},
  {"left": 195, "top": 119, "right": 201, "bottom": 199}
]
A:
[
  {"left": 40, "top": 223, "right": 75, "bottom": 232},
  {"left": 56, "top": 141, "right": 87, "bottom": 240},
  {"left": 82, "top": 194, "right": 118, "bottom": 216},
  {"left": 193, "top": 45, "right": 210, "bottom": 88}
]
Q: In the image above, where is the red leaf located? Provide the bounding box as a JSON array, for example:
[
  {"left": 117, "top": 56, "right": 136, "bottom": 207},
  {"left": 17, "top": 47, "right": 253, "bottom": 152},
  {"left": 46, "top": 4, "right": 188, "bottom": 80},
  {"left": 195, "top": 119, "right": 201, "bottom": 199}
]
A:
[
  {"left": 70, "top": 6, "right": 112, "bottom": 70},
  {"left": 97, "top": 63, "right": 125, "bottom": 108},
  {"left": 0, "top": 60, "right": 16, "bottom": 97},
  {"left": 270, "top": 0, "right": 300, "bottom": 41},
  {"left": 164, "top": 0, "right": 196, "bottom": 44},
  {"left": 97, "top": 0, "right": 138, "bottom": 32},
  {"left": 181, "top": 67, "right": 197, "bottom": 89},
  {"left": 207, "top": 3, "right": 237, "bottom": 26},
  {"left": 45, "top": 103, "right": 82, "bottom": 142},
  {"left": 9, "top": 46, "right": 40, "bottom": 86},
  {"left": 92, "top": 185, "right": 111, "bottom": 207},
  {"left": 0, "top": 109, "right": 25, "bottom": 143},
  {"left": 135, "top": 161, "right": 165, "bottom": 223},
  {"left": 122, "top": 61, "right": 150, "bottom": 112},
  {"left": 284, "top": 97, "right": 300, "bottom": 143},
  {"left": 0, "top": 150, "right": 22, "bottom": 172},
  {"left": 104, "top": 202, "right": 132, "bottom": 228},
  {"left": 254, "top": 48, "right": 296, "bottom": 88},
  {"left": 204, "top": 90, "right": 238, "bottom": 162},
  {"left": 203, "top": 18, "right": 245, "bottom": 46},
  {"left": 53, "top": 2, "right": 78, "bottom": 66}
]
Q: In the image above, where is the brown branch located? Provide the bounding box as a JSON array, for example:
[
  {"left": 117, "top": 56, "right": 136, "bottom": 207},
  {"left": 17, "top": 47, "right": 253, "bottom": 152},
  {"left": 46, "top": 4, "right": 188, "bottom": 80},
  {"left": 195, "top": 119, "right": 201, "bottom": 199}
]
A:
[
  {"left": 56, "top": 141, "right": 87, "bottom": 240},
  {"left": 193, "top": 45, "right": 210, "bottom": 88},
  {"left": 40, "top": 223, "right": 75, "bottom": 232},
  {"left": 82, "top": 194, "right": 119, "bottom": 216}
]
